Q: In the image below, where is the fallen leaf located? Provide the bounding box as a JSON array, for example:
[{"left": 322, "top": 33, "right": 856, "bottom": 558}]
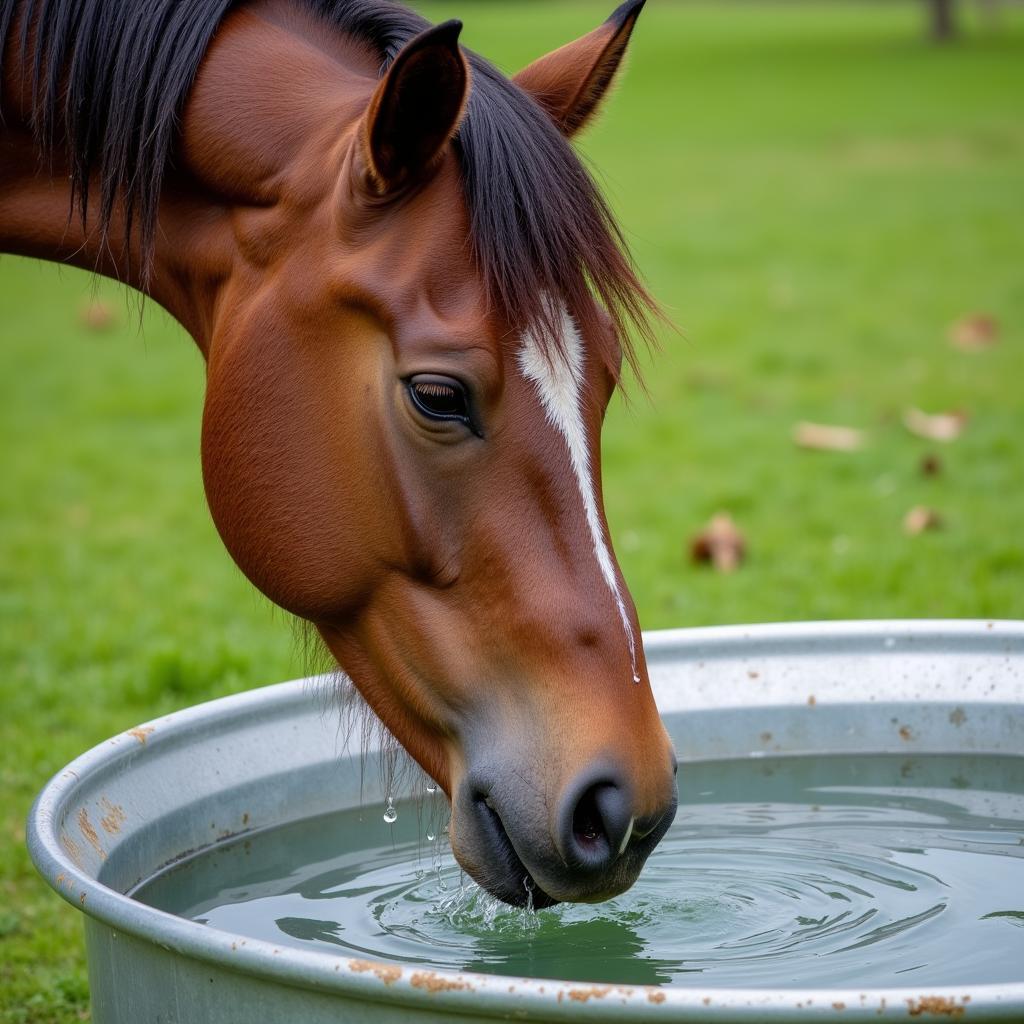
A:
[
  {"left": 690, "top": 513, "right": 746, "bottom": 572},
  {"left": 903, "top": 407, "right": 967, "bottom": 443},
  {"left": 903, "top": 506, "right": 943, "bottom": 536},
  {"left": 79, "top": 299, "right": 117, "bottom": 331},
  {"left": 792, "top": 421, "right": 865, "bottom": 452},
  {"left": 920, "top": 453, "right": 943, "bottom": 477},
  {"left": 949, "top": 313, "right": 999, "bottom": 352}
]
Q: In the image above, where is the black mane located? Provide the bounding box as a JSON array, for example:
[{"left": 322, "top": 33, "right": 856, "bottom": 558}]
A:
[{"left": 0, "top": 0, "right": 657, "bottom": 373}]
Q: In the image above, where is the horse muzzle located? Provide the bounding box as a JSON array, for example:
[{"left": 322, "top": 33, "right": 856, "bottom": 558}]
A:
[{"left": 450, "top": 753, "right": 678, "bottom": 908}]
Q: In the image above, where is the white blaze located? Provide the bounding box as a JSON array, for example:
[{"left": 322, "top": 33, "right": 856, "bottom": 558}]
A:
[{"left": 517, "top": 307, "right": 640, "bottom": 684}]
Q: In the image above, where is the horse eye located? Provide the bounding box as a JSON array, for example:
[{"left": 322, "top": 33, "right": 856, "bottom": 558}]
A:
[{"left": 407, "top": 376, "right": 474, "bottom": 428}]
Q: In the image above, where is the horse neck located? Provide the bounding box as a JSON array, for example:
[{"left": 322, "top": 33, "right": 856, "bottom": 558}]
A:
[
  {"left": 0, "top": 0, "right": 372, "bottom": 352},
  {"left": 0, "top": 144, "right": 217, "bottom": 347},
  {"left": 0, "top": 39, "right": 202, "bottom": 342}
]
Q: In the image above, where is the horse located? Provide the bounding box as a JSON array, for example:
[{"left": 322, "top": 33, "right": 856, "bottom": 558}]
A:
[{"left": 0, "top": 0, "right": 677, "bottom": 908}]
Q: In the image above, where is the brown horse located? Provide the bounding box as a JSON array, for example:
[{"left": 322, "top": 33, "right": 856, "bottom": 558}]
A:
[{"left": 0, "top": 0, "right": 677, "bottom": 908}]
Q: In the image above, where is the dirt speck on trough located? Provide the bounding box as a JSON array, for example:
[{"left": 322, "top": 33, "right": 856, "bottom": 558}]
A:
[
  {"left": 906, "top": 994, "right": 969, "bottom": 1018},
  {"left": 410, "top": 971, "right": 472, "bottom": 993},
  {"left": 349, "top": 960, "right": 402, "bottom": 986}
]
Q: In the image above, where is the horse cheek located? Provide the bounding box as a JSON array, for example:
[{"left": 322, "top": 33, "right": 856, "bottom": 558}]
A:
[{"left": 200, "top": 334, "right": 381, "bottom": 624}]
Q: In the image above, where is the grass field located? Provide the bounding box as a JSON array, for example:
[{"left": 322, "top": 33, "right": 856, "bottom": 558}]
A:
[{"left": 2, "top": 2, "right": 1023, "bottom": 1018}]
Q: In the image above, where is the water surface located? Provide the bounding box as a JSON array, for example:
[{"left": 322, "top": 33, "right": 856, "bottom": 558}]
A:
[{"left": 135, "top": 754, "right": 1024, "bottom": 987}]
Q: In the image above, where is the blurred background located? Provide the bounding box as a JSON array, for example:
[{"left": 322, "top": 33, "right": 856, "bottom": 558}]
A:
[{"left": 2, "top": 1, "right": 1022, "bottom": 1018}]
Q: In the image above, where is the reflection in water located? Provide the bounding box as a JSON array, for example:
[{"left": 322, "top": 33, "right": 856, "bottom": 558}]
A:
[
  {"left": 463, "top": 916, "right": 678, "bottom": 986},
  {"left": 276, "top": 916, "right": 347, "bottom": 947},
  {"left": 134, "top": 753, "right": 1024, "bottom": 989}
]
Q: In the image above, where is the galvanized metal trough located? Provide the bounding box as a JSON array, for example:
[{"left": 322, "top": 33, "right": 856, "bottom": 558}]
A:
[{"left": 28, "top": 621, "right": 1024, "bottom": 1021}]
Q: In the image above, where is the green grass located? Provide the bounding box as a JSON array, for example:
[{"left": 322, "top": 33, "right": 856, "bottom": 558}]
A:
[{"left": 3, "top": 2, "right": 1023, "bottom": 1018}]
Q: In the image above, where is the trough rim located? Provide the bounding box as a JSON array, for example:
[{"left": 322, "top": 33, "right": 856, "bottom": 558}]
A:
[{"left": 27, "top": 619, "right": 1024, "bottom": 1021}]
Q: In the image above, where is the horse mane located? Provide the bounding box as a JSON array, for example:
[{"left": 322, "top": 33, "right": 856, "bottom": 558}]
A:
[{"left": 0, "top": 0, "right": 659, "bottom": 377}]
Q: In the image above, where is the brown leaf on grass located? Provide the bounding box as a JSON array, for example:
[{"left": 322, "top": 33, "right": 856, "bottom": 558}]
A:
[
  {"left": 79, "top": 299, "right": 117, "bottom": 332},
  {"left": 903, "top": 407, "right": 967, "bottom": 443},
  {"left": 690, "top": 513, "right": 746, "bottom": 573},
  {"left": 793, "top": 422, "right": 865, "bottom": 452},
  {"left": 903, "top": 506, "right": 943, "bottom": 536},
  {"left": 949, "top": 314, "right": 999, "bottom": 352}
]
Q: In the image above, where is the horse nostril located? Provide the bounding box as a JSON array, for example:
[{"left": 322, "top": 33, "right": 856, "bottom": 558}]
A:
[
  {"left": 571, "top": 786, "right": 608, "bottom": 849},
  {"left": 559, "top": 774, "right": 633, "bottom": 872}
]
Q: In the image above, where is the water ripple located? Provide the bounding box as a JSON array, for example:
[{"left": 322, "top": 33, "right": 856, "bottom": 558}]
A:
[{"left": 136, "top": 753, "right": 1024, "bottom": 989}]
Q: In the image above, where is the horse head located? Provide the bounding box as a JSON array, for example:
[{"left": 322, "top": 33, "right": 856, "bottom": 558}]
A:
[{"left": 188, "top": 0, "right": 677, "bottom": 908}]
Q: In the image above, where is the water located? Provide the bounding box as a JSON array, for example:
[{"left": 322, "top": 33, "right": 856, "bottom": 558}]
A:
[{"left": 134, "top": 754, "right": 1024, "bottom": 988}]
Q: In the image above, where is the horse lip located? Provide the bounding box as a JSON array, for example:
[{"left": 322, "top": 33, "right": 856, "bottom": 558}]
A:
[{"left": 475, "top": 795, "right": 559, "bottom": 909}]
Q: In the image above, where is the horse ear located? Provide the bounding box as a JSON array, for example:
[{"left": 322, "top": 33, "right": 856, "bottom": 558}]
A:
[
  {"left": 360, "top": 20, "right": 470, "bottom": 193},
  {"left": 513, "top": 0, "right": 645, "bottom": 138}
]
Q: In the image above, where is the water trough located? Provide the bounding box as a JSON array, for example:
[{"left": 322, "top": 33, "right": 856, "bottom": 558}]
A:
[{"left": 28, "top": 620, "right": 1024, "bottom": 1021}]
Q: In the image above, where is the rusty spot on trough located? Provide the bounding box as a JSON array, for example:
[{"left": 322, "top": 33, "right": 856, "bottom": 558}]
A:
[
  {"left": 410, "top": 971, "right": 471, "bottom": 993},
  {"left": 949, "top": 707, "right": 967, "bottom": 728},
  {"left": 79, "top": 891, "right": 87, "bottom": 904},
  {"left": 128, "top": 726, "right": 154, "bottom": 745},
  {"left": 906, "top": 995, "right": 968, "bottom": 1017},
  {"left": 60, "top": 831, "right": 85, "bottom": 868},
  {"left": 747, "top": 670, "right": 760, "bottom": 679},
  {"left": 350, "top": 960, "right": 402, "bottom": 986},
  {"left": 648, "top": 991, "right": 666, "bottom": 1004},
  {"left": 808, "top": 695, "right": 817, "bottom": 706},
  {"left": 99, "top": 799, "right": 126, "bottom": 835},
  {"left": 77, "top": 809, "right": 105, "bottom": 860},
  {"left": 833, "top": 1002, "right": 846, "bottom": 1010},
  {"left": 899, "top": 725, "right": 915, "bottom": 741},
  {"left": 703, "top": 996, "right": 711, "bottom": 1006},
  {"left": 568, "top": 986, "right": 611, "bottom": 1003}
]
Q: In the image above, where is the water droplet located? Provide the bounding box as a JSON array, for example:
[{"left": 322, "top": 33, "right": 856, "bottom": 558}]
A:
[
  {"left": 523, "top": 875, "right": 535, "bottom": 914},
  {"left": 426, "top": 831, "right": 436, "bottom": 842},
  {"left": 426, "top": 782, "right": 437, "bottom": 795},
  {"left": 383, "top": 797, "right": 397, "bottom": 824}
]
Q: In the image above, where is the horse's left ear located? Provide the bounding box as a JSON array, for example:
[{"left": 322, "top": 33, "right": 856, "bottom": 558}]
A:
[
  {"left": 360, "top": 20, "right": 470, "bottom": 193},
  {"left": 513, "top": 0, "right": 645, "bottom": 138}
]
